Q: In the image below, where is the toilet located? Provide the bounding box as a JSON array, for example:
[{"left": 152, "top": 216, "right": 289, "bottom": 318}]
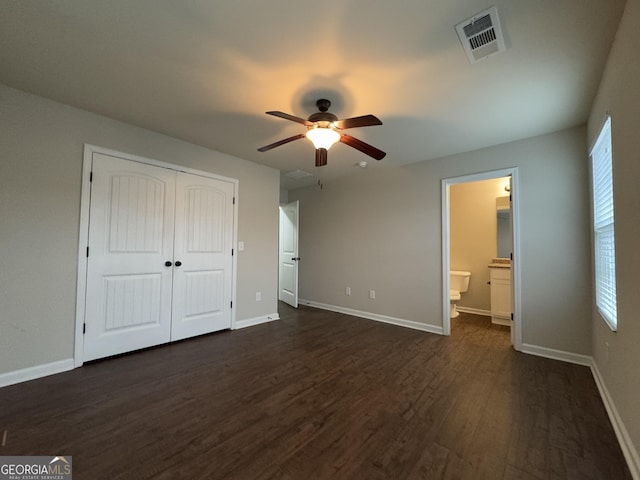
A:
[{"left": 450, "top": 270, "right": 471, "bottom": 318}]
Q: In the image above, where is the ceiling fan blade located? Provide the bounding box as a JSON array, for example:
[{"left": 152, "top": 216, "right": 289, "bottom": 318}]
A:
[
  {"left": 266, "top": 111, "right": 314, "bottom": 126},
  {"left": 334, "top": 114, "right": 382, "bottom": 130},
  {"left": 340, "top": 135, "right": 386, "bottom": 160},
  {"left": 257, "top": 133, "right": 306, "bottom": 152},
  {"left": 315, "top": 148, "right": 328, "bottom": 167}
]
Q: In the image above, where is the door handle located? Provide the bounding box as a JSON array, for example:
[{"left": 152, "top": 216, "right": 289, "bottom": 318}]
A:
[
  {"left": 164, "top": 261, "right": 172, "bottom": 267},
  {"left": 175, "top": 261, "right": 182, "bottom": 267},
  {"left": 291, "top": 257, "right": 300, "bottom": 261}
]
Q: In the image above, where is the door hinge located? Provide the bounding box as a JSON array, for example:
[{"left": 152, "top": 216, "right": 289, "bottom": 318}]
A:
[
  {"left": 232, "top": 248, "right": 234, "bottom": 256},
  {"left": 511, "top": 313, "right": 514, "bottom": 321},
  {"left": 89, "top": 171, "right": 93, "bottom": 183},
  {"left": 233, "top": 197, "right": 236, "bottom": 205},
  {"left": 86, "top": 246, "right": 90, "bottom": 257},
  {"left": 83, "top": 323, "right": 86, "bottom": 334},
  {"left": 510, "top": 252, "right": 513, "bottom": 260},
  {"left": 230, "top": 301, "right": 233, "bottom": 308}
]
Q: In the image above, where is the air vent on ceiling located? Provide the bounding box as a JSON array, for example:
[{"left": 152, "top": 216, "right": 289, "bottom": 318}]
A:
[
  {"left": 455, "top": 6, "right": 506, "bottom": 64},
  {"left": 284, "top": 169, "right": 313, "bottom": 180}
]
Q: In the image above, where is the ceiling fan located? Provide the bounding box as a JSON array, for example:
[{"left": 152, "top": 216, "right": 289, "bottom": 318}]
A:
[{"left": 258, "top": 99, "right": 386, "bottom": 167}]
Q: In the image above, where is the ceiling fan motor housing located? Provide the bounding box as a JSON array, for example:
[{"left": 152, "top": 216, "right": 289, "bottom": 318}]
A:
[
  {"left": 307, "top": 99, "right": 338, "bottom": 124},
  {"left": 308, "top": 115, "right": 338, "bottom": 124}
]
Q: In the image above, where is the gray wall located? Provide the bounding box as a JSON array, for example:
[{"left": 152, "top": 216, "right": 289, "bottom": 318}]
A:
[
  {"left": 588, "top": 0, "right": 640, "bottom": 466},
  {"left": 290, "top": 126, "right": 592, "bottom": 355},
  {"left": 0, "top": 84, "right": 280, "bottom": 375}
]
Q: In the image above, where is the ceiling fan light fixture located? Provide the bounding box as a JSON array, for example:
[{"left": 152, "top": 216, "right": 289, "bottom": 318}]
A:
[
  {"left": 258, "top": 100, "right": 385, "bottom": 163},
  {"left": 306, "top": 126, "right": 341, "bottom": 150}
]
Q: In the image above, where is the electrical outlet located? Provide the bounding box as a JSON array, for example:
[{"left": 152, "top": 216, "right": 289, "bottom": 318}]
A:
[
  {"left": 346, "top": 286, "right": 351, "bottom": 296},
  {"left": 256, "top": 292, "right": 261, "bottom": 301},
  {"left": 369, "top": 289, "right": 376, "bottom": 299}
]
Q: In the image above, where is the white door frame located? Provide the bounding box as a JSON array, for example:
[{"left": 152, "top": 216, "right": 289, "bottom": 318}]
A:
[
  {"left": 74, "top": 144, "right": 239, "bottom": 367},
  {"left": 441, "top": 167, "right": 522, "bottom": 351}
]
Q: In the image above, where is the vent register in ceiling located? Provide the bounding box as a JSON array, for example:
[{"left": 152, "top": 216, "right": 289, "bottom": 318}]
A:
[
  {"left": 455, "top": 5, "right": 506, "bottom": 64},
  {"left": 271, "top": 6, "right": 506, "bottom": 177}
]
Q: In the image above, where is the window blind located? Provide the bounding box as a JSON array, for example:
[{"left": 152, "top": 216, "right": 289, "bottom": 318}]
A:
[{"left": 591, "top": 116, "right": 617, "bottom": 329}]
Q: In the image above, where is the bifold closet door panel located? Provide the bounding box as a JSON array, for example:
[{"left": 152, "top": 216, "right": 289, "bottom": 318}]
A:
[
  {"left": 170, "top": 172, "right": 234, "bottom": 341},
  {"left": 84, "top": 154, "right": 176, "bottom": 361}
]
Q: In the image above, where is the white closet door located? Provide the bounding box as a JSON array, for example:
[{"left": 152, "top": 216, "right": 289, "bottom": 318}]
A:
[
  {"left": 170, "top": 172, "right": 234, "bottom": 341},
  {"left": 84, "top": 154, "right": 176, "bottom": 361}
]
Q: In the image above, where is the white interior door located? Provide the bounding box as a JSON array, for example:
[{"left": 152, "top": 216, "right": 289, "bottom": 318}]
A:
[
  {"left": 84, "top": 154, "right": 176, "bottom": 361},
  {"left": 171, "top": 173, "right": 234, "bottom": 341},
  {"left": 279, "top": 201, "right": 299, "bottom": 307}
]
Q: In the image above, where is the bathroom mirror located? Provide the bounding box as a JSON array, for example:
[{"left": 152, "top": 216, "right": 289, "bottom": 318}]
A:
[{"left": 496, "top": 196, "right": 511, "bottom": 258}]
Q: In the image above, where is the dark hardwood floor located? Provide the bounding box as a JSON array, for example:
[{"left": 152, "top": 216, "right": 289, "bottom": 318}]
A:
[{"left": 0, "top": 304, "right": 631, "bottom": 479}]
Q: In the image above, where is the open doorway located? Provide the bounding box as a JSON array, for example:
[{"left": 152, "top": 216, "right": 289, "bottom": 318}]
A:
[{"left": 441, "top": 168, "right": 521, "bottom": 350}]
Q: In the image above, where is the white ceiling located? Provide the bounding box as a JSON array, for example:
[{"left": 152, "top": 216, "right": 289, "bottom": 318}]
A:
[{"left": 0, "top": 1, "right": 626, "bottom": 189}]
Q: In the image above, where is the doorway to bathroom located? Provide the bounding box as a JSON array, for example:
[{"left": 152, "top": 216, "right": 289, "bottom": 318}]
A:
[{"left": 441, "top": 168, "right": 521, "bottom": 351}]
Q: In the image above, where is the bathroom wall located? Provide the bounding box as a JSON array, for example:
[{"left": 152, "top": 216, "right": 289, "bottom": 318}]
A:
[{"left": 450, "top": 178, "right": 509, "bottom": 312}]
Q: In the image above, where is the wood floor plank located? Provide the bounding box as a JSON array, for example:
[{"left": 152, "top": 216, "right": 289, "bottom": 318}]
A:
[{"left": 0, "top": 306, "right": 631, "bottom": 479}]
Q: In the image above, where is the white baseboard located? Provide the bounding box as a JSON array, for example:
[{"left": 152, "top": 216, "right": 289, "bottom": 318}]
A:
[
  {"left": 0, "top": 358, "right": 75, "bottom": 388},
  {"left": 520, "top": 343, "right": 592, "bottom": 366},
  {"left": 234, "top": 312, "right": 280, "bottom": 330},
  {"left": 491, "top": 318, "right": 511, "bottom": 327},
  {"left": 299, "top": 299, "right": 444, "bottom": 335},
  {"left": 456, "top": 306, "right": 491, "bottom": 316},
  {"left": 590, "top": 361, "right": 640, "bottom": 480}
]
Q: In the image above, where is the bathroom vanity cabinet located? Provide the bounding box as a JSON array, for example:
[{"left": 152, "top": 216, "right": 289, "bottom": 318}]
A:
[{"left": 489, "top": 263, "right": 511, "bottom": 326}]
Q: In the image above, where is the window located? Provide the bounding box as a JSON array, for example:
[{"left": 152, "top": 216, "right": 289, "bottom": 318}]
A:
[{"left": 590, "top": 116, "right": 617, "bottom": 330}]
